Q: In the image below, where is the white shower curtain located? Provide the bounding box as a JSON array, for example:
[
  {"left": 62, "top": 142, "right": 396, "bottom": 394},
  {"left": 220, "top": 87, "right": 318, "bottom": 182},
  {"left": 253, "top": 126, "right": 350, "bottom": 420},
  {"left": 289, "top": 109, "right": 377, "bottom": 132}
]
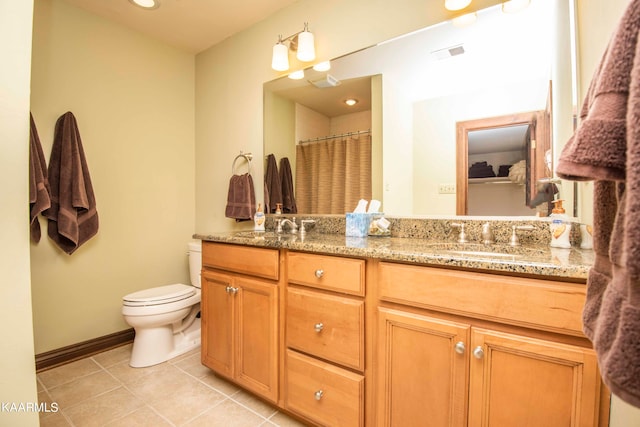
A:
[{"left": 295, "top": 135, "right": 372, "bottom": 214}]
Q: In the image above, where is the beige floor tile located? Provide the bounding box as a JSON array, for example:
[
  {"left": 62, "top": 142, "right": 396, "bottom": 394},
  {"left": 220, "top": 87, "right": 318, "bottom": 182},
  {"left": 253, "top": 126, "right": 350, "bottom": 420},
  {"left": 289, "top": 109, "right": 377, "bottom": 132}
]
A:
[
  {"left": 184, "top": 398, "right": 267, "bottom": 427},
  {"left": 198, "top": 370, "right": 241, "bottom": 396},
  {"left": 48, "top": 370, "right": 120, "bottom": 408},
  {"left": 149, "top": 381, "right": 227, "bottom": 425},
  {"left": 233, "top": 390, "right": 279, "bottom": 419},
  {"left": 268, "top": 411, "right": 310, "bottom": 427},
  {"left": 125, "top": 363, "right": 199, "bottom": 403},
  {"left": 173, "top": 352, "right": 211, "bottom": 379},
  {"left": 38, "top": 358, "right": 102, "bottom": 389},
  {"left": 107, "top": 358, "right": 168, "bottom": 385},
  {"left": 92, "top": 344, "right": 133, "bottom": 368},
  {"left": 39, "top": 411, "right": 72, "bottom": 427},
  {"left": 104, "top": 405, "right": 173, "bottom": 427},
  {"left": 63, "top": 386, "right": 144, "bottom": 427}
]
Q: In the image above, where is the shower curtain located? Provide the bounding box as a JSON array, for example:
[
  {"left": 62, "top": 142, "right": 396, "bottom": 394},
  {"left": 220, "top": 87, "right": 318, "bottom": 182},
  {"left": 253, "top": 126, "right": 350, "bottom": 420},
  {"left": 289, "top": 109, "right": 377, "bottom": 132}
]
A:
[{"left": 295, "top": 134, "right": 372, "bottom": 214}]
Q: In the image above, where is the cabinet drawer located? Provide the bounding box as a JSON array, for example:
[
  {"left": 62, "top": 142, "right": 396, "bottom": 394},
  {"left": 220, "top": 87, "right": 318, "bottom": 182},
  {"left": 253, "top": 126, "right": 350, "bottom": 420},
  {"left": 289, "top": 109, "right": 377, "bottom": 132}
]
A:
[
  {"left": 202, "top": 242, "right": 279, "bottom": 280},
  {"left": 378, "top": 262, "right": 586, "bottom": 336},
  {"left": 287, "top": 287, "right": 365, "bottom": 371},
  {"left": 285, "top": 349, "right": 364, "bottom": 427},
  {"left": 288, "top": 252, "right": 365, "bottom": 296}
]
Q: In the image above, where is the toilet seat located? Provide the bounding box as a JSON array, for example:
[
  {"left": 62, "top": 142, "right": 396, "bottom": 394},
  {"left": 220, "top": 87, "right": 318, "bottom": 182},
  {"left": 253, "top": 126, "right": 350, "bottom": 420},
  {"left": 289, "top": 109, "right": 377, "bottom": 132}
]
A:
[{"left": 123, "top": 283, "right": 196, "bottom": 307}]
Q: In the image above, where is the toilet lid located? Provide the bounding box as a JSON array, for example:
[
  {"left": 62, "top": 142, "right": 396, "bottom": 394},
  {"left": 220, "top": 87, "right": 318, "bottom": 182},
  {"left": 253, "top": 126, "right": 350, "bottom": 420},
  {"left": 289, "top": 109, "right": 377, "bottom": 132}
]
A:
[{"left": 123, "top": 283, "right": 196, "bottom": 306}]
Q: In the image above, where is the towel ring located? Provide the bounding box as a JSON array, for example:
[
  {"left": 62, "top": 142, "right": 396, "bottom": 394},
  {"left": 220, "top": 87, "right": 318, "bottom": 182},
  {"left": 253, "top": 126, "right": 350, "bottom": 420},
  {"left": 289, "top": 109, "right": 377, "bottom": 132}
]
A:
[{"left": 232, "top": 152, "right": 252, "bottom": 175}]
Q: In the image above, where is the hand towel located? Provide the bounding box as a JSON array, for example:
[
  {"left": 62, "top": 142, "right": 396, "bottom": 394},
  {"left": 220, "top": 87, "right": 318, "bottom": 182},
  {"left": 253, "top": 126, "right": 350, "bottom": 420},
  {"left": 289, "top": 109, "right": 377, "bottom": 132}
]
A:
[
  {"left": 225, "top": 173, "right": 256, "bottom": 222},
  {"left": 29, "top": 113, "right": 51, "bottom": 243},
  {"left": 264, "top": 153, "right": 282, "bottom": 213},
  {"left": 556, "top": 0, "right": 640, "bottom": 408},
  {"left": 279, "top": 157, "right": 297, "bottom": 214},
  {"left": 44, "top": 112, "right": 99, "bottom": 255}
]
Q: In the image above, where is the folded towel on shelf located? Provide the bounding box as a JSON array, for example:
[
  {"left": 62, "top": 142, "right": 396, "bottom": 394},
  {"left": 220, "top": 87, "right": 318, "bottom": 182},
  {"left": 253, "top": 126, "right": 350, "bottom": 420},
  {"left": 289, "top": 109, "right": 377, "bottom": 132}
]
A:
[
  {"left": 497, "top": 165, "right": 512, "bottom": 177},
  {"left": 29, "top": 113, "right": 51, "bottom": 243},
  {"left": 264, "top": 153, "right": 282, "bottom": 214},
  {"left": 225, "top": 173, "right": 256, "bottom": 222},
  {"left": 556, "top": 0, "right": 640, "bottom": 408},
  {"left": 280, "top": 157, "right": 297, "bottom": 213},
  {"left": 44, "top": 112, "right": 99, "bottom": 254},
  {"left": 468, "top": 161, "right": 496, "bottom": 178}
]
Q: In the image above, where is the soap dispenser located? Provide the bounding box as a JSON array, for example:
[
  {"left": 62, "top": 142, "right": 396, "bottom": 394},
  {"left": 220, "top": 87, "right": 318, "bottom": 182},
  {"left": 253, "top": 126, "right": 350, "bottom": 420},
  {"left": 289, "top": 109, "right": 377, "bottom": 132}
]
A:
[
  {"left": 549, "top": 200, "right": 571, "bottom": 248},
  {"left": 254, "top": 203, "right": 266, "bottom": 232}
]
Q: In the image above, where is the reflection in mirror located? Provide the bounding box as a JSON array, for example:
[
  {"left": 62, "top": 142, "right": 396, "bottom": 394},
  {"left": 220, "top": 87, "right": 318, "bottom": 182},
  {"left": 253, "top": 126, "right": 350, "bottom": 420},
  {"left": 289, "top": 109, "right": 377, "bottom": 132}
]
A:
[{"left": 263, "top": 0, "right": 575, "bottom": 217}]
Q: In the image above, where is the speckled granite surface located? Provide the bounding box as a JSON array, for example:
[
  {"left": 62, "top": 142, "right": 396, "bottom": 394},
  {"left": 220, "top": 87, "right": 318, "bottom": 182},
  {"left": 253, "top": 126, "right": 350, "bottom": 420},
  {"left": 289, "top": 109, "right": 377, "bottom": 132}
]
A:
[{"left": 195, "top": 216, "right": 593, "bottom": 280}]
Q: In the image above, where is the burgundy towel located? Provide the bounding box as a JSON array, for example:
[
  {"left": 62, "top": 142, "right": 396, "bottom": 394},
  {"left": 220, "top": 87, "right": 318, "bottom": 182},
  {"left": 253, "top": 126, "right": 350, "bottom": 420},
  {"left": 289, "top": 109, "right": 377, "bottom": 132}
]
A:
[
  {"left": 280, "top": 157, "right": 297, "bottom": 213},
  {"left": 44, "top": 112, "right": 99, "bottom": 254},
  {"left": 264, "top": 154, "right": 282, "bottom": 213},
  {"left": 29, "top": 113, "right": 51, "bottom": 243},
  {"left": 225, "top": 173, "right": 256, "bottom": 222},
  {"left": 556, "top": 0, "right": 640, "bottom": 408}
]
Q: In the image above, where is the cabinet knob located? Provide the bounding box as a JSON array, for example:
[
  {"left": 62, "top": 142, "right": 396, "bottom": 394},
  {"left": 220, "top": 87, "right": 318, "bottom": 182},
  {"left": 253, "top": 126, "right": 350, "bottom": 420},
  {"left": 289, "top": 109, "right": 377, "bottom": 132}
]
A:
[
  {"left": 226, "top": 286, "right": 238, "bottom": 295},
  {"left": 454, "top": 341, "right": 466, "bottom": 354},
  {"left": 473, "top": 346, "right": 484, "bottom": 359},
  {"left": 225, "top": 285, "right": 232, "bottom": 294},
  {"left": 315, "top": 269, "right": 324, "bottom": 279},
  {"left": 314, "top": 322, "right": 324, "bottom": 333},
  {"left": 314, "top": 390, "right": 324, "bottom": 401}
]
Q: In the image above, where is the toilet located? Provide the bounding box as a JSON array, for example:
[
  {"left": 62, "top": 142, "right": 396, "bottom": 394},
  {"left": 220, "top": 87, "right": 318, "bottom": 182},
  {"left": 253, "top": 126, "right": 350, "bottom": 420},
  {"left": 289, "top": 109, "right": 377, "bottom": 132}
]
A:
[{"left": 122, "top": 241, "right": 202, "bottom": 368}]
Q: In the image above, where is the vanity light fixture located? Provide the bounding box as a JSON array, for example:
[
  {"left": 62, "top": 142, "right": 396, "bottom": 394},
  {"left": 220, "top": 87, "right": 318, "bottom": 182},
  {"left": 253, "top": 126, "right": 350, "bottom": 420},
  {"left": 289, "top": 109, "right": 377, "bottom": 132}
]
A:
[
  {"left": 445, "top": 0, "right": 471, "bottom": 11},
  {"left": 271, "top": 23, "right": 316, "bottom": 71},
  {"left": 344, "top": 99, "right": 359, "bottom": 106},
  {"left": 502, "top": 0, "right": 530, "bottom": 13},
  {"left": 128, "top": 0, "right": 160, "bottom": 10}
]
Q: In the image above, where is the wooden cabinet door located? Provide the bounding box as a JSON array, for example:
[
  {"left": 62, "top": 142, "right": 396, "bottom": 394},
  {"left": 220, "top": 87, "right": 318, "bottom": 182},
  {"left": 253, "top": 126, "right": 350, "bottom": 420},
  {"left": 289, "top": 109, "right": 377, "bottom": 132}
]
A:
[
  {"left": 468, "top": 328, "right": 601, "bottom": 427},
  {"left": 234, "top": 276, "right": 279, "bottom": 403},
  {"left": 377, "top": 307, "right": 470, "bottom": 427},
  {"left": 201, "top": 270, "right": 235, "bottom": 378}
]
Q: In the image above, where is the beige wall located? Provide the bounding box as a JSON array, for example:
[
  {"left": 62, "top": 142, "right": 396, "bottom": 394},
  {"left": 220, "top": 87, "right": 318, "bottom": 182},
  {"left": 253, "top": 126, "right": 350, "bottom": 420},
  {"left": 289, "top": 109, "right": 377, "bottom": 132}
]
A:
[
  {"left": 0, "top": 0, "right": 40, "bottom": 425},
  {"left": 30, "top": 0, "right": 196, "bottom": 353}
]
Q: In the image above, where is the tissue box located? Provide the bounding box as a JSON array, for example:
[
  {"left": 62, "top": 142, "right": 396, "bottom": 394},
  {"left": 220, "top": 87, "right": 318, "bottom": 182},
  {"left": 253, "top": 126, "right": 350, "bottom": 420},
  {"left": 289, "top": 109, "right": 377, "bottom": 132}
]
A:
[{"left": 346, "top": 213, "right": 373, "bottom": 237}]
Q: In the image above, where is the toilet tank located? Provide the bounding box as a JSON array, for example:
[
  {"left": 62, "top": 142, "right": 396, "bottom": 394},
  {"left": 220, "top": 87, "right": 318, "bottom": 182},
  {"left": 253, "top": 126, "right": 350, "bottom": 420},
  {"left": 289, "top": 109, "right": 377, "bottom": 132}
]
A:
[{"left": 188, "top": 241, "right": 202, "bottom": 288}]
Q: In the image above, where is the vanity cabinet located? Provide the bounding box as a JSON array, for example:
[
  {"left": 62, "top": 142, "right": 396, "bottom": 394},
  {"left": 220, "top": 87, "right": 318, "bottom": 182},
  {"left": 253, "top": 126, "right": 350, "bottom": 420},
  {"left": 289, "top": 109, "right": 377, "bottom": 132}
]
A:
[
  {"left": 375, "top": 262, "right": 604, "bottom": 427},
  {"left": 284, "top": 252, "right": 366, "bottom": 426},
  {"left": 200, "top": 242, "right": 279, "bottom": 403}
]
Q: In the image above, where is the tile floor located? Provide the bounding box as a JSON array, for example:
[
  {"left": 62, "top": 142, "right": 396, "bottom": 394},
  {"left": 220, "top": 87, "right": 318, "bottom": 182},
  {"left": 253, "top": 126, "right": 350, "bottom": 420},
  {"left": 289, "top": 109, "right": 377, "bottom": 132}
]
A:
[{"left": 37, "top": 344, "right": 307, "bottom": 426}]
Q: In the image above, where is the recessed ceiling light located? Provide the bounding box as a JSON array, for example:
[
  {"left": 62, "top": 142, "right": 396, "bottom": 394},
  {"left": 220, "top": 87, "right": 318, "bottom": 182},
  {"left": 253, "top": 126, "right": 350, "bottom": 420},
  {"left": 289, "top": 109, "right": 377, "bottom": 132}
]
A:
[
  {"left": 345, "top": 99, "right": 358, "bottom": 106},
  {"left": 129, "top": 0, "right": 160, "bottom": 10}
]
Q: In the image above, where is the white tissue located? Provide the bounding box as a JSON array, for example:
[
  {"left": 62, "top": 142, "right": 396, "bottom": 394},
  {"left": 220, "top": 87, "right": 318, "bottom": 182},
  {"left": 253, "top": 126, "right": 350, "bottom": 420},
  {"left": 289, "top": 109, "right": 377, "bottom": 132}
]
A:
[
  {"left": 353, "top": 199, "right": 368, "bottom": 213},
  {"left": 377, "top": 216, "right": 390, "bottom": 231},
  {"left": 367, "top": 199, "right": 381, "bottom": 213}
]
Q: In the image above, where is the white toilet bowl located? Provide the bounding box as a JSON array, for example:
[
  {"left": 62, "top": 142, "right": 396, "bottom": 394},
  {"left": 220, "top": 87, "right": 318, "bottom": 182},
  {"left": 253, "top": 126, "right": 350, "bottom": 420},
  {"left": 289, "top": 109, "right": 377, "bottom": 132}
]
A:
[{"left": 122, "top": 241, "right": 202, "bottom": 367}]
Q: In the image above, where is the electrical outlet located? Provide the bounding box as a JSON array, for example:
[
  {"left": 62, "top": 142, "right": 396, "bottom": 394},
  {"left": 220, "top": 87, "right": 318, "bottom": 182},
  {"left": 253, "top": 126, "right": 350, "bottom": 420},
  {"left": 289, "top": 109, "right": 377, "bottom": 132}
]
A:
[{"left": 438, "top": 183, "right": 456, "bottom": 194}]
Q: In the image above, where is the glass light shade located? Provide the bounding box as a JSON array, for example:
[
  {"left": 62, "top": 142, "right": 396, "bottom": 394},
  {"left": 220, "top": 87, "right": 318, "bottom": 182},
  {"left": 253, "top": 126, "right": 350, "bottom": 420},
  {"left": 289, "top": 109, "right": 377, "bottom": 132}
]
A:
[
  {"left": 288, "top": 70, "right": 305, "bottom": 80},
  {"left": 272, "top": 43, "right": 289, "bottom": 71},
  {"left": 296, "top": 30, "right": 316, "bottom": 62},
  {"left": 129, "top": 0, "right": 159, "bottom": 9},
  {"left": 445, "top": 0, "right": 471, "bottom": 11},
  {"left": 502, "top": 0, "right": 530, "bottom": 13},
  {"left": 313, "top": 61, "right": 331, "bottom": 72},
  {"left": 452, "top": 12, "right": 477, "bottom": 27}
]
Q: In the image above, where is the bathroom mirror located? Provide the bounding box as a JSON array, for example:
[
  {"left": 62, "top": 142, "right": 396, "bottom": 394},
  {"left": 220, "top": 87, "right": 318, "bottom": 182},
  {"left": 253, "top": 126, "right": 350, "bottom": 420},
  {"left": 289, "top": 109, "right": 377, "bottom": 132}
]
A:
[{"left": 263, "top": 0, "right": 577, "bottom": 217}]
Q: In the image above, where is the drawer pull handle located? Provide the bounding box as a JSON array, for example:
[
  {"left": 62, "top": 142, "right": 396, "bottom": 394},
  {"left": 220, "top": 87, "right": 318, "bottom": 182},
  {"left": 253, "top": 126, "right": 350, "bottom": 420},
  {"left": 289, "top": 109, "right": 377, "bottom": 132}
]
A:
[
  {"left": 454, "top": 341, "right": 466, "bottom": 355},
  {"left": 314, "top": 322, "right": 324, "bottom": 333},
  {"left": 314, "top": 390, "right": 324, "bottom": 401},
  {"left": 226, "top": 286, "right": 238, "bottom": 295},
  {"left": 473, "top": 346, "right": 484, "bottom": 359},
  {"left": 315, "top": 269, "right": 324, "bottom": 279}
]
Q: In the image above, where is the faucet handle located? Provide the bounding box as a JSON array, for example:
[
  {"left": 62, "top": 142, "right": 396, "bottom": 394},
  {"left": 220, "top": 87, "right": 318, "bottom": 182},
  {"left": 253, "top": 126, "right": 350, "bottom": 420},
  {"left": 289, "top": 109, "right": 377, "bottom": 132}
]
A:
[
  {"left": 482, "top": 222, "right": 494, "bottom": 245},
  {"left": 450, "top": 222, "right": 468, "bottom": 243},
  {"left": 509, "top": 225, "right": 535, "bottom": 246},
  {"left": 300, "top": 219, "right": 316, "bottom": 235}
]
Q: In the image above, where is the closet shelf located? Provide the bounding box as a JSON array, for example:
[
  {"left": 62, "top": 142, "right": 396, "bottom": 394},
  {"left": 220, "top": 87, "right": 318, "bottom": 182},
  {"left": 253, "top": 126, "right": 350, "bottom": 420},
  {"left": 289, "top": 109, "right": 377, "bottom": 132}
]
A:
[{"left": 468, "top": 177, "right": 519, "bottom": 185}]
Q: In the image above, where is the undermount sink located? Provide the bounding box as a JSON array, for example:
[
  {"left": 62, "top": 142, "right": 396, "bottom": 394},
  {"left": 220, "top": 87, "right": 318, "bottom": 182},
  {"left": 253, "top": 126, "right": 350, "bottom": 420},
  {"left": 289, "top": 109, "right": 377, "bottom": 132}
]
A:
[{"left": 424, "top": 242, "right": 546, "bottom": 260}]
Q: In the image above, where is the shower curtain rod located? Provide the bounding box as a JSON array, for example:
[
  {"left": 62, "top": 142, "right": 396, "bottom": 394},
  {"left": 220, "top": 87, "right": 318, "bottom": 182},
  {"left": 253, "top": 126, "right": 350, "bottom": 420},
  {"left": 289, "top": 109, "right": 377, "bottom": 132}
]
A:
[{"left": 298, "top": 129, "right": 371, "bottom": 144}]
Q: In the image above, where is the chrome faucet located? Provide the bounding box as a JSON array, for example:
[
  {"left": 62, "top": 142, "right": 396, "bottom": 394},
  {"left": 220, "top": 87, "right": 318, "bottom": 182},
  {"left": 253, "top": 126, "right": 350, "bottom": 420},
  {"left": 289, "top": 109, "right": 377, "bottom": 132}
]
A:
[
  {"left": 300, "top": 219, "right": 316, "bottom": 236},
  {"left": 277, "top": 217, "right": 298, "bottom": 234},
  {"left": 509, "top": 225, "right": 535, "bottom": 246},
  {"left": 481, "top": 222, "right": 494, "bottom": 245}
]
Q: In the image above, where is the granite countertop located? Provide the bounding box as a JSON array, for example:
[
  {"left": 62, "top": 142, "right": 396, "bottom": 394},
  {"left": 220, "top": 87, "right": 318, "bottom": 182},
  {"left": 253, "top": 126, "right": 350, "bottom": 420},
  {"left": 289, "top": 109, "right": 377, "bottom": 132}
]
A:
[{"left": 194, "top": 230, "right": 594, "bottom": 281}]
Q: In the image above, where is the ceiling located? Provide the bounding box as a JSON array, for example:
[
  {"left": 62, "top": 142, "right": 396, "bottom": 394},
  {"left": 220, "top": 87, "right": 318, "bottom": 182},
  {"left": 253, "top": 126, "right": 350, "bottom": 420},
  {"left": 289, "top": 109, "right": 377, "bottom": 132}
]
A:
[{"left": 61, "top": 0, "right": 299, "bottom": 53}]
